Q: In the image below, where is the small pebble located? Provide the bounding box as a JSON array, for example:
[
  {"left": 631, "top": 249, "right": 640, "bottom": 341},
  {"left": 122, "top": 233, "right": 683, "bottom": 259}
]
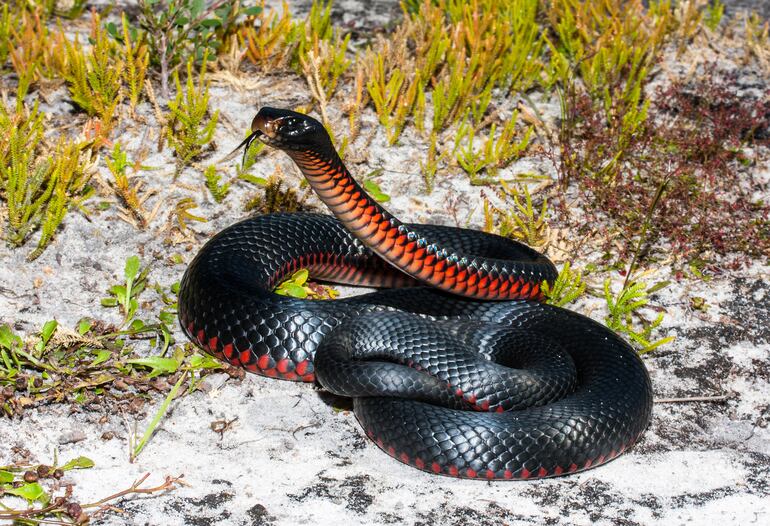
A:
[{"left": 58, "top": 429, "right": 87, "bottom": 445}]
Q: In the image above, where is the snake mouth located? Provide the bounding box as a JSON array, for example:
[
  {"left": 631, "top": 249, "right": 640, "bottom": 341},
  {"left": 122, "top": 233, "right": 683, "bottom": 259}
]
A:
[
  {"left": 251, "top": 111, "right": 281, "bottom": 139},
  {"left": 220, "top": 107, "right": 329, "bottom": 166}
]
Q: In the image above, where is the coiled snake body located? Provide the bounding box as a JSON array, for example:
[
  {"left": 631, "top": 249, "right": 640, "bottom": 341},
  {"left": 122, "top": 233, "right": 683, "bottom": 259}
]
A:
[{"left": 178, "top": 108, "right": 652, "bottom": 479}]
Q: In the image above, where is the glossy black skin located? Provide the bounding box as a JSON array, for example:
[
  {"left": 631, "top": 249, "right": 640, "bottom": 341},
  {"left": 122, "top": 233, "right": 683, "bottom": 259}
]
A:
[
  {"left": 179, "top": 213, "right": 653, "bottom": 479},
  {"left": 178, "top": 107, "right": 653, "bottom": 479}
]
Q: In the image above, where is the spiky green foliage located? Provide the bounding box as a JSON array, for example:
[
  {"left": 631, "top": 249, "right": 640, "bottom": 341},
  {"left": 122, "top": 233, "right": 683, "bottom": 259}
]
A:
[
  {"left": 364, "top": 0, "right": 543, "bottom": 145},
  {"left": 0, "top": 4, "right": 12, "bottom": 66},
  {"left": 106, "top": 143, "right": 157, "bottom": 228},
  {"left": 288, "top": 0, "right": 333, "bottom": 71},
  {"left": 166, "top": 57, "right": 219, "bottom": 174},
  {"left": 62, "top": 16, "right": 124, "bottom": 137},
  {"left": 1, "top": 102, "right": 47, "bottom": 247},
  {"left": 173, "top": 198, "right": 207, "bottom": 231},
  {"left": 204, "top": 165, "right": 230, "bottom": 202},
  {"left": 0, "top": 91, "right": 95, "bottom": 260},
  {"left": 543, "top": 262, "right": 586, "bottom": 307},
  {"left": 604, "top": 279, "right": 674, "bottom": 353},
  {"left": 419, "top": 131, "right": 445, "bottom": 193},
  {"left": 119, "top": 13, "right": 150, "bottom": 111},
  {"left": 28, "top": 139, "right": 95, "bottom": 260},
  {"left": 242, "top": 0, "right": 292, "bottom": 68},
  {"left": 483, "top": 182, "right": 549, "bottom": 248},
  {"left": 704, "top": 0, "right": 724, "bottom": 31},
  {"left": 455, "top": 111, "right": 532, "bottom": 183}
]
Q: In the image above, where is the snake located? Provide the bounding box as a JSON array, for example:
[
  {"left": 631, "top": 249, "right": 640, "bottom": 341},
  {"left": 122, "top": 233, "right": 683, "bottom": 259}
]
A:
[{"left": 178, "top": 107, "right": 652, "bottom": 479}]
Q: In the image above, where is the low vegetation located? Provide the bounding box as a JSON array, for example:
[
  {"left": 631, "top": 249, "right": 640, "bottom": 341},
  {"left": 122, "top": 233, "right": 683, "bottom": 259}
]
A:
[{"left": 1, "top": 0, "right": 768, "bottom": 517}]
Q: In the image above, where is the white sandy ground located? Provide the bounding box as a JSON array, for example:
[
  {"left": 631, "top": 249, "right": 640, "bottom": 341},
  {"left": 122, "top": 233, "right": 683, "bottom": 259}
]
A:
[{"left": 2, "top": 1, "right": 770, "bottom": 524}]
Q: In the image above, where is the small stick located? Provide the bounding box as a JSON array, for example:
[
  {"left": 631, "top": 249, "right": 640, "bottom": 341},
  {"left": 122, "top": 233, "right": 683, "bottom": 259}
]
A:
[{"left": 654, "top": 395, "right": 731, "bottom": 404}]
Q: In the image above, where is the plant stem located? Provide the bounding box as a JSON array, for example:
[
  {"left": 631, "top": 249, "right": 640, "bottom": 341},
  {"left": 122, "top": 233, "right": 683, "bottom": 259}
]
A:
[
  {"left": 623, "top": 176, "right": 669, "bottom": 290},
  {"left": 131, "top": 371, "right": 188, "bottom": 461}
]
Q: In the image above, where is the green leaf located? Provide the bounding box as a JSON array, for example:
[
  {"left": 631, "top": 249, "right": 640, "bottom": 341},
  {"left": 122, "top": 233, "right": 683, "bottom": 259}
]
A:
[
  {"left": 238, "top": 174, "right": 268, "bottom": 186},
  {"left": 101, "top": 297, "right": 118, "bottom": 307},
  {"left": 170, "top": 281, "right": 180, "bottom": 294},
  {"left": 363, "top": 180, "right": 390, "bottom": 202},
  {"left": 647, "top": 280, "right": 671, "bottom": 294},
  {"left": 109, "top": 285, "right": 127, "bottom": 297},
  {"left": 129, "top": 319, "right": 146, "bottom": 331},
  {"left": 200, "top": 19, "right": 222, "bottom": 28},
  {"left": 6, "top": 482, "right": 47, "bottom": 503},
  {"left": 278, "top": 283, "right": 308, "bottom": 298},
  {"left": 61, "top": 456, "right": 95, "bottom": 471},
  {"left": 127, "top": 356, "right": 180, "bottom": 378},
  {"left": 159, "top": 310, "right": 176, "bottom": 325},
  {"left": 40, "top": 320, "right": 58, "bottom": 344},
  {"left": 90, "top": 350, "right": 112, "bottom": 367},
  {"left": 125, "top": 256, "right": 140, "bottom": 282},
  {"left": 640, "top": 335, "right": 675, "bottom": 354},
  {"left": 188, "top": 353, "right": 222, "bottom": 370},
  {"left": 190, "top": 0, "right": 205, "bottom": 18},
  {"left": 243, "top": 6, "right": 264, "bottom": 16},
  {"left": 0, "top": 470, "right": 14, "bottom": 483},
  {"left": 0, "top": 324, "right": 21, "bottom": 350},
  {"left": 291, "top": 269, "right": 309, "bottom": 286},
  {"left": 77, "top": 318, "right": 93, "bottom": 335}
]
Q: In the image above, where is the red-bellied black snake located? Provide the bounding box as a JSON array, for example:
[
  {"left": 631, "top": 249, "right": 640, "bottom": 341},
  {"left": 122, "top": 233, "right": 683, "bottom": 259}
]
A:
[{"left": 178, "top": 107, "right": 652, "bottom": 479}]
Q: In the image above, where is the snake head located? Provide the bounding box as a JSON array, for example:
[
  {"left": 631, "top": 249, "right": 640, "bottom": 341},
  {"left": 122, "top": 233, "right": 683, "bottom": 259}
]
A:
[{"left": 250, "top": 107, "right": 332, "bottom": 153}]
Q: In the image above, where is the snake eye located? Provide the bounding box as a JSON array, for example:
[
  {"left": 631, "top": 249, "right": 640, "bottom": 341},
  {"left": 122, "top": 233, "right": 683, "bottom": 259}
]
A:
[{"left": 277, "top": 117, "right": 314, "bottom": 139}]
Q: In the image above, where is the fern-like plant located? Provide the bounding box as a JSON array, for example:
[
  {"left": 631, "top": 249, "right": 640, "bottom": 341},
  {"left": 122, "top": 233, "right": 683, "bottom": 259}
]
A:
[
  {"left": 483, "top": 182, "right": 549, "bottom": 248},
  {"left": 120, "top": 13, "right": 150, "bottom": 111},
  {"left": 0, "top": 91, "right": 96, "bottom": 259},
  {"left": 166, "top": 56, "right": 219, "bottom": 175},
  {"left": 542, "top": 262, "right": 586, "bottom": 307},
  {"left": 204, "top": 165, "right": 230, "bottom": 203},
  {"left": 62, "top": 14, "right": 124, "bottom": 139},
  {"left": 106, "top": 143, "right": 158, "bottom": 228},
  {"left": 604, "top": 279, "right": 674, "bottom": 353}
]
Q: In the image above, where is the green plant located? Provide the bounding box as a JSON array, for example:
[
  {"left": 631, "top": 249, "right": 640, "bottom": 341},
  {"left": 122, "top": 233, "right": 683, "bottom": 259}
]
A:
[
  {"left": 362, "top": 171, "right": 390, "bottom": 203},
  {"left": 0, "top": 458, "right": 182, "bottom": 524},
  {"left": 0, "top": 3, "right": 13, "bottom": 66},
  {"left": 173, "top": 197, "right": 207, "bottom": 231},
  {"left": 301, "top": 31, "right": 351, "bottom": 126},
  {"left": 704, "top": 0, "right": 724, "bottom": 31},
  {"left": 204, "top": 164, "right": 230, "bottom": 202},
  {"left": 166, "top": 56, "right": 219, "bottom": 174},
  {"left": 244, "top": 173, "right": 308, "bottom": 213},
  {"left": 129, "top": 0, "right": 256, "bottom": 97},
  {"left": 0, "top": 93, "right": 96, "bottom": 259},
  {"left": 242, "top": 0, "right": 293, "bottom": 68},
  {"left": 129, "top": 349, "right": 221, "bottom": 461},
  {"left": 106, "top": 143, "right": 158, "bottom": 228},
  {"left": 116, "top": 13, "right": 150, "bottom": 111},
  {"left": 483, "top": 181, "right": 549, "bottom": 248},
  {"left": 0, "top": 454, "right": 94, "bottom": 522},
  {"left": 604, "top": 278, "right": 674, "bottom": 353},
  {"left": 419, "top": 131, "right": 446, "bottom": 192},
  {"left": 101, "top": 256, "right": 151, "bottom": 326},
  {"left": 274, "top": 268, "right": 338, "bottom": 299},
  {"left": 62, "top": 13, "right": 124, "bottom": 139},
  {"left": 455, "top": 111, "right": 532, "bottom": 183},
  {"left": 287, "top": 0, "right": 334, "bottom": 71},
  {"left": 542, "top": 262, "right": 586, "bottom": 307}
]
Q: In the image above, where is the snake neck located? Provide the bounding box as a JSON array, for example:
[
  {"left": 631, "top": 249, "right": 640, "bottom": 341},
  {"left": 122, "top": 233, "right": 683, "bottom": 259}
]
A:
[{"left": 288, "top": 146, "right": 551, "bottom": 301}]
